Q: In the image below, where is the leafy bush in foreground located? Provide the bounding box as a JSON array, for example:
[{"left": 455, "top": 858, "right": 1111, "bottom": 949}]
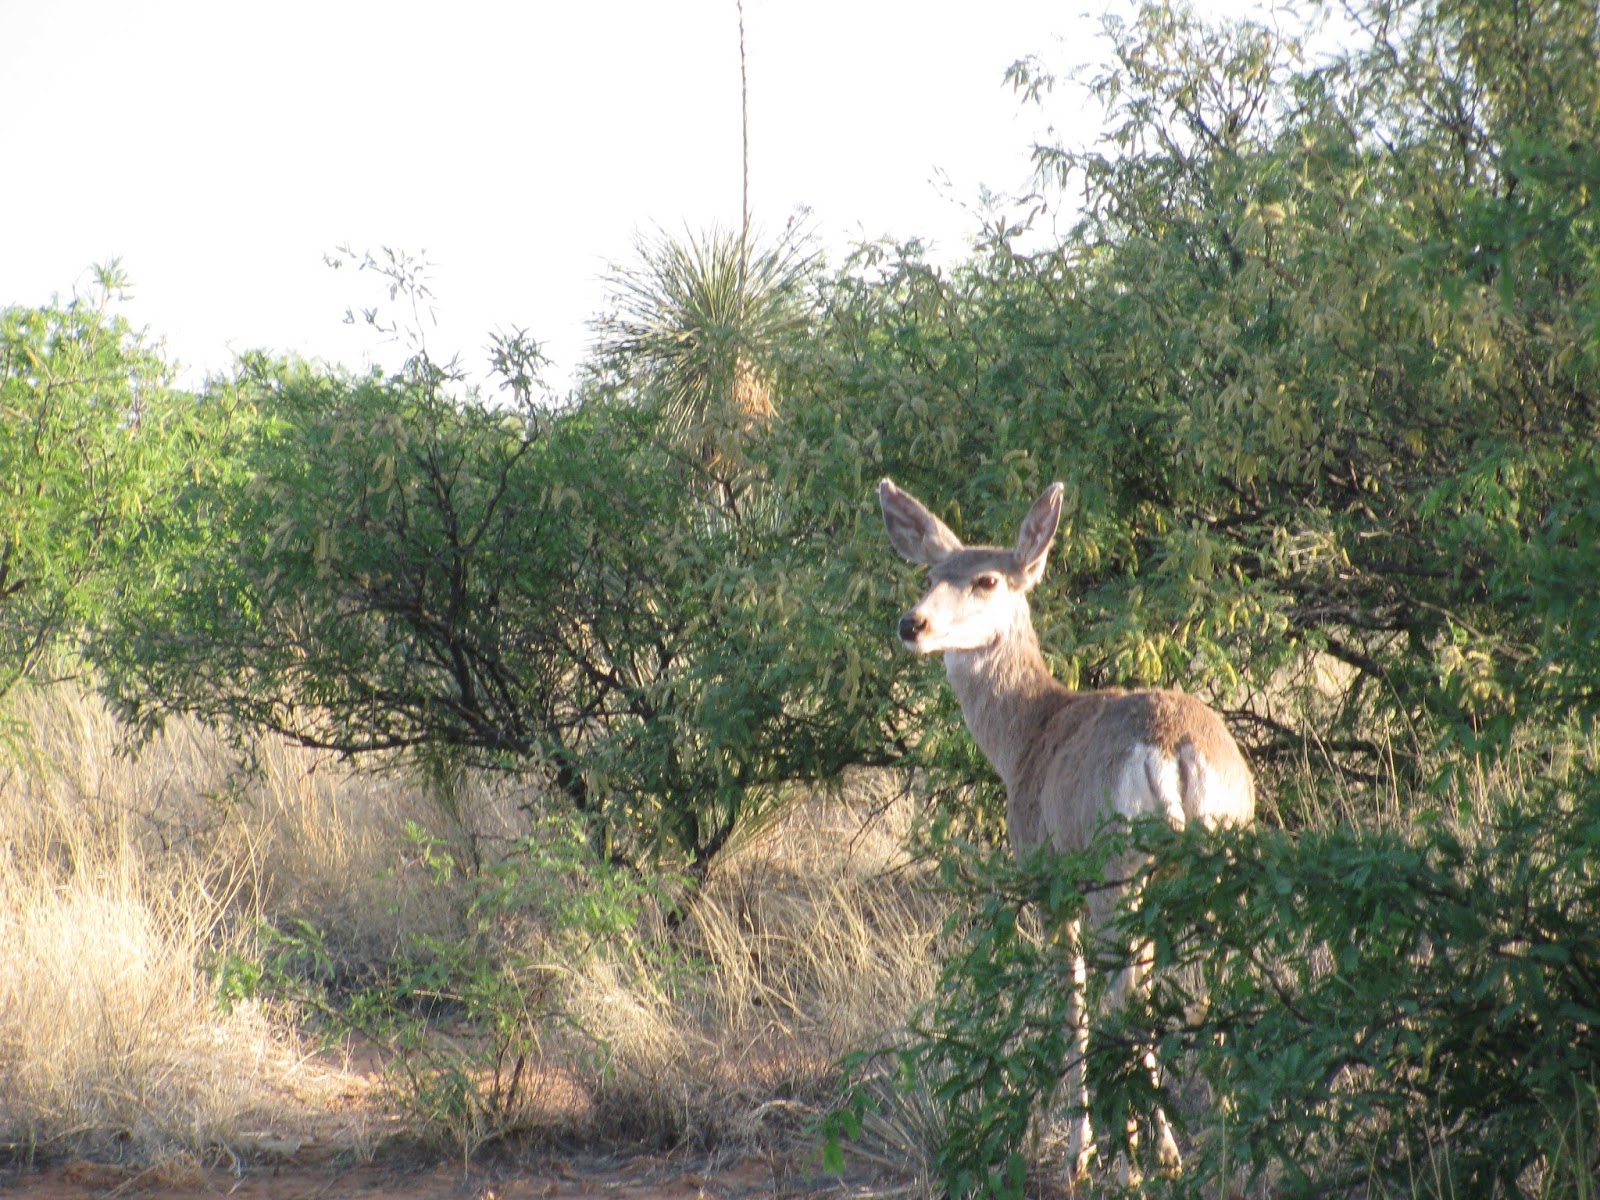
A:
[
  {"left": 1109, "top": 797, "right": 1600, "bottom": 1196},
  {"left": 830, "top": 782, "right": 1600, "bottom": 1197}
]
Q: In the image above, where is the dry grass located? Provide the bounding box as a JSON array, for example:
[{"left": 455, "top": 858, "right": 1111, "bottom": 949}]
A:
[
  {"left": 0, "top": 680, "right": 950, "bottom": 1174},
  {"left": 0, "top": 684, "right": 303, "bottom": 1164},
  {"left": 0, "top": 856, "right": 287, "bottom": 1164},
  {"left": 567, "top": 779, "right": 948, "bottom": 1150},
  {"left": 0, "top": 680, "right": 476, "bottom": 1165}
]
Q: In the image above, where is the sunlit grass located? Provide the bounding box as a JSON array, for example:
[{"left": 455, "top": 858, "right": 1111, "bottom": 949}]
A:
[
  {"left": 0, "top": 680, "right": 951, "bottom": 1172},
  {"left": 0, "top": 681, "right": 416, "bottom": 1166},
  {"left": 0, "top": 857, "right": 282, "bottom": 1163},
  {"left": 566, "top": 780, "right": 948, "bottom": 1149}
]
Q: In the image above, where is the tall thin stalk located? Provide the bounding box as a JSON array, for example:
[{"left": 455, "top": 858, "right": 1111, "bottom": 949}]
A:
[{"left": 736, "top": 0, "right": 751, "bottom": 314}]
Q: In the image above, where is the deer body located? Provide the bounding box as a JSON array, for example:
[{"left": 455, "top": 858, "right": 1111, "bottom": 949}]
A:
[
  {"left": 947, "top": 628, "right": 1253, "bottom": 864},
  {"left": 880, "top": 478, "right": 1254, "bottom": 1181}
]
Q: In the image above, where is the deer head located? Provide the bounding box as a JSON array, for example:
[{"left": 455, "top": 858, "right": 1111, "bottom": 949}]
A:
[{"left": 879, "top": 479, "right": 1064, "bottom": 655}]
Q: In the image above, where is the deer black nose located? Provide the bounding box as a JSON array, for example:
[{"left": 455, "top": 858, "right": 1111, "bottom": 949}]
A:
[{"left": 899, "top": 613, "right": 927, "bottom": 643}]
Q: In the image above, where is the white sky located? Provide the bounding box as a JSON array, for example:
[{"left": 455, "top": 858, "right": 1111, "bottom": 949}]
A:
[{"left": 0, "top": 0, "right": 1269, "bottom": 394}]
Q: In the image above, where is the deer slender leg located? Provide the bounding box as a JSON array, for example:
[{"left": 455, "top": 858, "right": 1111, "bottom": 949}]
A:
[
  {"left": 1065, "top": 917, "right": 1094, "bottom": 1183},
  {"left": 1150, "top": 1047, "right": 1182, "bottom": 1171},
  {"left": 1110, "top": 935, "right": 1182, "bottom": 1179}
]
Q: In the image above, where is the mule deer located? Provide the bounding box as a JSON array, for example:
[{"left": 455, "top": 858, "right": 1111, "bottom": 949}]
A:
[{"left": 879, "top": 478, "right": 1255, "bottom": 1181}]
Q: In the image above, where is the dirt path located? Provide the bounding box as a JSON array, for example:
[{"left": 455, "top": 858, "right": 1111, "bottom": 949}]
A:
[
  {"left": 0, "top": 1036, "right": 870, "bottom": 1198},
  {"left": 3, "top": 1151, "right": 834, "bottom": 1199}
]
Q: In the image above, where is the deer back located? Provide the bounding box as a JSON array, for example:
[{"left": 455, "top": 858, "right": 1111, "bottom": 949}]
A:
[{"left": 1002, "top": 686, "right": 1254, "bottom": 855}]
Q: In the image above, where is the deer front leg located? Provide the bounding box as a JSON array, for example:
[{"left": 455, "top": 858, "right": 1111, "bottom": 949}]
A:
[
  {"left": 1110, "top": 937, "right": 1182, "bottom": 1180},
  {"left": 1064, "top": 916, "right": 1094, "bottom": 1184},
  {"left": 1147, "top": 1045, "right": 1182, "bottom": 1172}
]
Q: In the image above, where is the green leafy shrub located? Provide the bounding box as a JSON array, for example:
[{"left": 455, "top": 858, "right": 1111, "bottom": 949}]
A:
[
  {"left": 222, "top": 813, "right": 684, "bottom": 1159},
  {"left": 1099, "top": 794, "right": 1600, "bottom": 1196},
  {"left": 98, "top": 315, "right": 897, "bottom": 878},
  {"left": 830, "top": 785, "right": 1600, "bottom": 1197},
  {"left": 0, "top": 265, "right": 209, "bottom": 699}
]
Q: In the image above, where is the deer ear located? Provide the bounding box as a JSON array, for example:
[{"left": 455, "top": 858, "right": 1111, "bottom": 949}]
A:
[
  {"left": 1015, "top": 482, "right": 1064, "bottom": 588},
  {"left": 880, "top": 479, "right": 964, "bottom": 566}
]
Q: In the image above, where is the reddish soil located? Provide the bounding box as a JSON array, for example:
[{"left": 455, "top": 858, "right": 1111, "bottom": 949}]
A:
[
  {"left": 0, "top": 1039, "right": 865, "bottom": 1199},
  {"left": 2, "top": 1151, "right": 835, "bottom": 1199}
]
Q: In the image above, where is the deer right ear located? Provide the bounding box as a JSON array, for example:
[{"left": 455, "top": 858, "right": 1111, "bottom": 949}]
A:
[
  {"left": 1015, "top": 482, "right": 1064, "bottom": 587},
  {"left": 880, "top": 479, "right": 964, "bottom": 566}
]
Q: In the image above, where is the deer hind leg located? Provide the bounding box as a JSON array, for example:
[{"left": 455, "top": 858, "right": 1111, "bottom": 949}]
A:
[
  {"left": 1110, "top": 936, "right": 1182, "bottom": 1180},
  {"left": 1148, "top": 1047, "right": 1182, "bottom": 1171},
  {"left": 1064, "top": 916, "right": 1095, "bottom": 1184}
]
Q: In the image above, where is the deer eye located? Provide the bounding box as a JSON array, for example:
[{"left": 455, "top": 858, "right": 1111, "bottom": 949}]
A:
[{"left": 973, "top": 573, "right": 1001, "bottom": 592}]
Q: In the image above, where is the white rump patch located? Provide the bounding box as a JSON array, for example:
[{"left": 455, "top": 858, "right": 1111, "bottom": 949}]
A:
[
  {"left": 1115, "top": 741, "right": 1247, "bottom": 831},
  {"left": 1114, "top": 744, "right": 1188, "bottom": 829}
]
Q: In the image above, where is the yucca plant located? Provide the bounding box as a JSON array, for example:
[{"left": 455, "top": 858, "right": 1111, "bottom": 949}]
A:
[{"left": 592, "top": 223, "right": 816, "bottom": 508}]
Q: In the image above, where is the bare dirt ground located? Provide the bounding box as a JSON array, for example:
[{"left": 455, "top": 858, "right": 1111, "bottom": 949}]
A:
[
  {"left": 2, "top": 1150, "right": 835, "bottom": 1200},
  {"left": 0, "top": 1042, "right": 869, "bottom": 1200}
]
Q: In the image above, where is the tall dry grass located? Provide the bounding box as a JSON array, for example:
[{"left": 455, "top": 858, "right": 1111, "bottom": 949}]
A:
[
  {"left": 0, "top": 680, "right": 953, "bottom": 1171},
  {"left": 0, "top": 680, "right": 484, "bottom": 1165},
  {"left": 566, "top": 780, "right": 949, "bottom": 1150},
  {"left": 0, "top": 856, "right": 282, "bottom": 1164},
  {"left": 1, "top": 686, "right": 276, "bottom": 1165}
]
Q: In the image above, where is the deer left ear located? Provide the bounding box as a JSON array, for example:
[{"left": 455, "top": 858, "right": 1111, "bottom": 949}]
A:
[
  {"left": 1015, "top": 483, "right": 1064, "bottom": 588},
  {"left": 881, "top": 479, "right": 964, "bottom": 566}
]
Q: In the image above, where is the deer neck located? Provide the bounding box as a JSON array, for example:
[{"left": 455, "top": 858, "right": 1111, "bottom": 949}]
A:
[{"left": 943, "top": 610, "right": 1064, "bottom": 793}]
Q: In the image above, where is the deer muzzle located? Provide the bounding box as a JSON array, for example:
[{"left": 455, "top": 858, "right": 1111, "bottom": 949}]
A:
[{"left": 898, "top": 612, "right": 929, "bottom": 647}]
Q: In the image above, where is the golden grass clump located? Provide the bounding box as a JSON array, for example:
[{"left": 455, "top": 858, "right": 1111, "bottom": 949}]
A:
[
  {"left": 0, "top": 681, "right": 439, "bottom": 1164},
  {"left": 564, "top": 778, "right": 950, "bottom": 1150},
  {"left": 0, "top": 681, "right": 954, "bottom": 1171},
  {"left": 0, "top": 856, "right": 286, "bottom": 1163}
]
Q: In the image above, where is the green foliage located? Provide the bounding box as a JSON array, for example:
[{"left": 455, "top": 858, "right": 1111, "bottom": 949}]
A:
[
  {"left": 831, "top": 788, "right": 1600, "bottom": 1197},
  {"left": 222, "top": 815, "right": 683, "bottom": 1159},
  {"left": 97, "top": 254, "right": 895, "bottom": 877},
  {"left": 775, "top": 0, "right": 1600, "bottom": 817},
  {"left": 100, "top": 341, "right": 576, "bottom": 753},
  {"left": 0, "top": 265, "right": 201, "bottom": 699},
  {"left": 1118, "top": 789, "right": 1600, "bottom": 1196}
]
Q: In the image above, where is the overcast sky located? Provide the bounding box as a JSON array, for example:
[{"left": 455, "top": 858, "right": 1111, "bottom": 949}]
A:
[{"left": 1, "top": 1, "right": 1268, "bottom": 393}]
